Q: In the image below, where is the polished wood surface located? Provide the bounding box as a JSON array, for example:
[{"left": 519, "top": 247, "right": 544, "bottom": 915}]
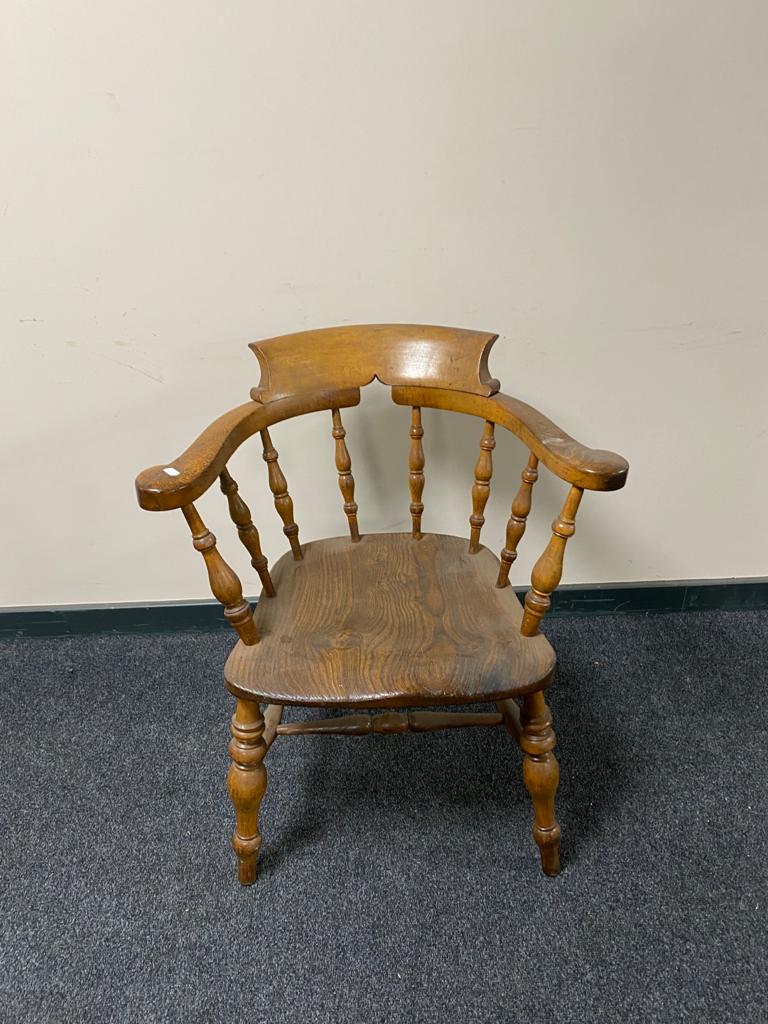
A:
[
  {"left": 260, "top": 427, "right": 302, "bottom": 560},
  {"left": 468, "top": 420, "right": 495, "bottom": 553},
  {"left": 135, "top": 322, "right": 629, "bottom": 884},
  {"left": 262, "top": 703, "right": 284, "bottom": 749},
  {"left": 225, "top": 533, "right": 555, "bottom": 707},
  {"left": 219, "top": 468, "right": 275, "bottom": 598},
  {"left": 277, "top": 710, "right": 504, "bottom": 736},
  {"left": 521, "top": 485, "right": 583, "bottom": 637},
  {"left": 392, "top": 385, "right": 628, "bottom": 491},
  {"left": 496, "top": 697, "right": 522, "bottom": 741},
  {"left": 408, "top": 406, "right": 425, "bottom": 538},
  {"left": 249, "top": 323, "right": 500, "bottom": 402},
  {"left": 137, "top": 331, "right": 626, "bottom": 513},
  {"left": 497, "top": 692, "right": 560, "bottom": 875},
  {"left": 497, "top": 453, "right": 538, "bottom": 588},
  {"left": 520, "top": 690, "right": 561, "bottom": 876},
  {"left": 227, "top": 698, "right": 267, "bottom": 885},
  {"left": 181, "top": 504, "right": 258, "bottom": 645},
  {"left": 331, "top": 408, "right": 360, "bottom": 541},
  {"left": 136, "top": 388, "right": 360, "bottom": 512}
]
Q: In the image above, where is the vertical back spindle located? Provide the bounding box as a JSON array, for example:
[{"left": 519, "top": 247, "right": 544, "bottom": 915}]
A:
[
  {"left": 468, "top": 420, "right": 496, "bottom": 553},
  {"left": 520, "top": 485, "right": 583, "bottom": 636},
  {"left": 331, "top": 409, "right": 360, "bottom": 541},
  {"left": 409, "top": 407, "right": 425, "bottom": 538},
  {"left": 219, "top": 468, "right": 276, "bottom": 597},
  {"left": 181, "top": 503, "right": 259, "bottom": 644},
  {"left": 496, "top": 452, "right": 539, "bottom": 588},
  {"left": 260, "top": 427, "right": 302, "bottom": 560}
]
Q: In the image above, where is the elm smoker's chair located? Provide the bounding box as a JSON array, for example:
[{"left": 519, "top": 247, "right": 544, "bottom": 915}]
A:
[{"left": 135, "top": 325, "right": 628, "bottom": 885}]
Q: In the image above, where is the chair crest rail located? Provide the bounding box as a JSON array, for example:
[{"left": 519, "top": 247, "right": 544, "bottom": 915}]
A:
[{"left": 249, "top": 323, "right": 500, "bottom": 403}]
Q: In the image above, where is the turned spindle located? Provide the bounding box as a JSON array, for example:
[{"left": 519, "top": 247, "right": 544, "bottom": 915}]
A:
[
  {"left": 260, "top": 427, "right": 302, "bottom": 560},
  {"left": 496, "top": 453, "right": 539, "bottom": 588},
  {"left": 276, "top": 710, "right": 503, "bottom": 736},
  {"left": 227, "top": 698, "right": 268, "bottom": 884},
  {"left": 520, "top": 690, "right": 561, "bottom": 876},
  {"left": 468, "top": 420, "right": 495, "bottom": 553},
  {"left": 520, "top": 485, "right": 583, "bottom": 636},
  {"left": 181, "top": 504, "right": 259, "bottom": 644},
  {"left": 331, "top": 408, "right": 360, "bottom": 541},
  {"left": 219, "top": 468, "right": 275, "bottom": 597},
  {"left": 408, "top": 407, "right": 425, "bottom": 538}
]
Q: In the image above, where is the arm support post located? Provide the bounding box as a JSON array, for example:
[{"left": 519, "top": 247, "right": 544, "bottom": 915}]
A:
[
  {"left": 520, "top": 485, "right": 583, "bottom": 637},
  {"left": 181, "top": 503, "right": 259, "bottom": 645}
]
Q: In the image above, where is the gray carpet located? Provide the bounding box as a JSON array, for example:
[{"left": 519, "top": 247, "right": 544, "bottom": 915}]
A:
[{"left": 1, "top": 610, "right": 766, "bottom": 1023}]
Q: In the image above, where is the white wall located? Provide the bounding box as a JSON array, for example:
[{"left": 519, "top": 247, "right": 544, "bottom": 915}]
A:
[{"left": 3, "top": 1, "right": 767, "bottom": 608}]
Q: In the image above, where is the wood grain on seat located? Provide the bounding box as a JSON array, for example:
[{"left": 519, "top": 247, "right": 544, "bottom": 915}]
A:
[{"left": 225, "top": 533, "right": 555, "bottom": 707}]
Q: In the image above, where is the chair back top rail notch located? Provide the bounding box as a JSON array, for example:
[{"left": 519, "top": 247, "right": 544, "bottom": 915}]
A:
[{"left": 249, "top": 323, "right": 500, "bottom": 403}]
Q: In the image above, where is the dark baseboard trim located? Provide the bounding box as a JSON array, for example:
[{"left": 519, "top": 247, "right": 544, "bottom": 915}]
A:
[
  {"left": 542, "top": 578, "right": 768, "bottom": 615},
  {"left": 0, "top": 600, "right": 237, "bottom": 640},
  {"left": 2, "top": 579, "right": 767, "bottom": 639}
]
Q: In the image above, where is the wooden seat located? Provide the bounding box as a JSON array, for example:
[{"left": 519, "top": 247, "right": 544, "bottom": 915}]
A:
[
  {"left": 225, "top": 533, "right": 555, "bottom": 707},
  {"left": 135, "top": 323, "right": 629, "bottom": 885}
]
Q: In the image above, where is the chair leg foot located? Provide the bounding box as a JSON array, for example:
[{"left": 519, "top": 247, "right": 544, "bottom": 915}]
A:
[
  {"left": 520, "top": 690, "right": 561, "bottom": 877},
  {"left": 237, "top": 857, "right": 259, "bottom": 886},
  {"left": 227, "top": 698, "right": 267, "bottom": 885}
]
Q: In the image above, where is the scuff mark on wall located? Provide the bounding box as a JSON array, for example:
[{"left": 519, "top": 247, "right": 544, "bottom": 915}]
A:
[{"left": 64, "top": 340, "right": 164, "bottom": 383}]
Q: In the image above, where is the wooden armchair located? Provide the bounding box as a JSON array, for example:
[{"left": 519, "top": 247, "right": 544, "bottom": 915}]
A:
[{"left": 135, "top": 324, "right": 628, "bottom": 884}]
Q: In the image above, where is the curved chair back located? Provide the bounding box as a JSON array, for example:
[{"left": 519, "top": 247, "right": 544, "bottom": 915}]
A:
[{"left": 135, "top": 324, "right": 628, "bottom": 645}]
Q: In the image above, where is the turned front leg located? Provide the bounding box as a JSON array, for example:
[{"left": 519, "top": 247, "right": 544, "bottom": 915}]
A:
[
  {"left": 520, "top": 690, "right": 561, "bottom": 876},
  {"left": 227, "top": 698, "right": 267, "bottom": 885}
]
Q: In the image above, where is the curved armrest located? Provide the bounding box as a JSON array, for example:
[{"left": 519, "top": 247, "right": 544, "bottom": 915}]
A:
[
  {"left": 391, "top": 386, "right": 628, "bottom": 491},
  {"left": 135, "top": 389, "right": 360, "bottom": 511}
]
